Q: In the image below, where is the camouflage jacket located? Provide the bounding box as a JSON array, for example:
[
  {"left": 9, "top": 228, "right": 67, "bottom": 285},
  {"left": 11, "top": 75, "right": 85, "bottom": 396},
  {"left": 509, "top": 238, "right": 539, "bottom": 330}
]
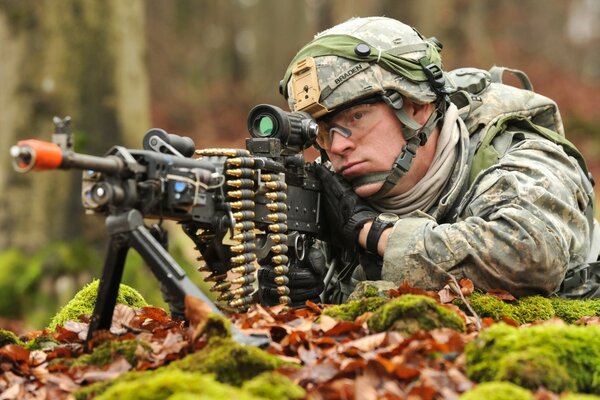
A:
[{"left": 380, "top": 123, "right": 599, "bottom": 298}]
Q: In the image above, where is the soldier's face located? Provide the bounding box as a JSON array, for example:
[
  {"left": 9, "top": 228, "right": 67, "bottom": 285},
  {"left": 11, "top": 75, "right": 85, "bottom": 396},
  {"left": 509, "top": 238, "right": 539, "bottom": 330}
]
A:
[{"left": 323, "top": 101, "right": 437, "bottom": 198}]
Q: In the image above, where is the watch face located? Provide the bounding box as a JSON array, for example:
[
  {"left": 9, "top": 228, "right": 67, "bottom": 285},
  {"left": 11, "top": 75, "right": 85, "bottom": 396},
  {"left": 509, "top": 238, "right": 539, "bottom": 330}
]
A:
[{"left": 378, "top": 212, "right": 399, "bottom": 223}]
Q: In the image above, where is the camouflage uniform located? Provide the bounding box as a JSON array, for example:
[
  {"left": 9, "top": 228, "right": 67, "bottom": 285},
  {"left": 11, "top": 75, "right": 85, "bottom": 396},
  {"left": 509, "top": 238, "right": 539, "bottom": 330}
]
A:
[
  {"left": 382, "top": 125, "right": 597, "bottom": 298},
  {"left": 281, "top": 16, "right": 600, "bottom": 301}
]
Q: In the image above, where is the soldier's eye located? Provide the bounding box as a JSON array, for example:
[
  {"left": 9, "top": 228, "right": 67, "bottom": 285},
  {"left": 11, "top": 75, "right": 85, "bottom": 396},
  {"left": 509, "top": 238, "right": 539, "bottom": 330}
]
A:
[{"left": 352, "top": 111, "right": 364, "bottom": 120}]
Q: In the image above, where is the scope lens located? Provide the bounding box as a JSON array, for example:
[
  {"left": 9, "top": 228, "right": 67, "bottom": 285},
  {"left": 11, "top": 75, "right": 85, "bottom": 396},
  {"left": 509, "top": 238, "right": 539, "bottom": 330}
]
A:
[{"left": 256, "top": 115, "right": 275, "bottom": 137}]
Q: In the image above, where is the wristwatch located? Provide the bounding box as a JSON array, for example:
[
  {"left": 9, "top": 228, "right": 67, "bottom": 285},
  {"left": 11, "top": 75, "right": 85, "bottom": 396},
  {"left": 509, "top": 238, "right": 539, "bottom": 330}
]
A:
[{"left": 366, "top": 212, "right": 399, "bottom": 254}]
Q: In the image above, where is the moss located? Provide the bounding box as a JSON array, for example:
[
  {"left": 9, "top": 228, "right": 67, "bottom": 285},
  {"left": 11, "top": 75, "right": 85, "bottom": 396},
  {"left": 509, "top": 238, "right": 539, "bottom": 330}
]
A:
[
  {"left": 241, "top": 372, "right": 305, "bottom": 400},
  {"left": 466, "top": 323, "right": 600, "bottom": 393},
  {"left": 461, "top": 293, "right": 600, "bottom": 325},
  {"left": 562, "top": 394, "right": 600, "bottom": 400},
  {"left": 550, "top": 297, "right": 600, "bottom": 323},
  {"left": 367, "top": 294, "right": 465, "bottom": 335},
  {"left": 72, "top": 339, "right": 147, "bottom": 368},
  {"left": 74, "top": 370, "right": 149, "bottom": 400},
  {"left": 457, "top": 292, "right": 554, "bottom": 324},
  {"left": 323, "top": 296, "right": 388, "bottom": 321},
  {"left": 168, "top": 337, "right": 288, "bottom": 387},
  {"left": 459, "top": 382, "right": 534, "bottom": 400},
  {"left": 0, "top": 329, "right": 23, "bottom": 347},
  {"left": 199, "top": 314, "right": 232, "bottom": 339},
  {"left": 347, "top": 280, "right": 397, "bottom": 302},
  {"left": 48, "top": 279, "right": 148, "bottom": 331},
  {"left": 93, "top": 369, "right": 262, "bottom": 400},
  {"left": 25, "top": 334, "right": 58, "bottom": 351}
]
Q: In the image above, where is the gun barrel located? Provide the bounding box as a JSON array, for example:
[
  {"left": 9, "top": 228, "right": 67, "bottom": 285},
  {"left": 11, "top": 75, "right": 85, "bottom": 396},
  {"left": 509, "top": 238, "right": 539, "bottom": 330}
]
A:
[{"left": 11, "top": 139, "right": 123, "bottom": 174}]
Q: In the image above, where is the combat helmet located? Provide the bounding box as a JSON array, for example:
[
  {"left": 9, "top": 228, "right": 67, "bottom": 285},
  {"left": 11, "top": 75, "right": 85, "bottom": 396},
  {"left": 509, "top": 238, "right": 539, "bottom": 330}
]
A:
[{"left": 280, "top": 16, "right": 449, "bottom": 199}]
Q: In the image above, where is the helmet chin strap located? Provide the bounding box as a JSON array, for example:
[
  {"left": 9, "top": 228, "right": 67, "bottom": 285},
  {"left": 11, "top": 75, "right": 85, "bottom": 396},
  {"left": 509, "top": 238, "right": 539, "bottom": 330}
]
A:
[{"left": 351, "top": 91, "right": 446, "bottom": 201}]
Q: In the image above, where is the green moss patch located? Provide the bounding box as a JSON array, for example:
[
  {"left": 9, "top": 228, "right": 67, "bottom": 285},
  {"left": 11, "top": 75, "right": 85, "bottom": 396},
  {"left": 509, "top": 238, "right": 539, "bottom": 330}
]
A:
[
  {"left": 458, "top": 293, "right": 600, "bottom": 325},
  {"left": 562, "top": 394, "right": 600, "bottom": 400},
  {"left": 25, "top": 334, "right": 58, "bottom": 351},
  {"left": 347, "top": 280, "right": 397, "bottom": 301},
  {"left": 198, "top": 314, "right": 232, "bottom": 339},
  {"left": 466, "top": 323, "right": 600, "bottom": 393},
  {"left": 93, "top": 369, "right": 262, "bottom": 400},
  {"left": 168, "top": 337, "right": 288, "bottom": 386},
  {"left": 72, "top": 339, "right": 148, "bottom": 368},
  {"left": 241, "top": 372, "right": 305, "bottom": 400},
  {"left": 459, "top": 382, "right": 534, "bottom": 400},
  {"left": 550, "top": 297, "right": 600, "bottom": 323},
  {"left": 48, "top": 279, "right": 148, "bottom": 331},
  {"left": 323, "top": 296, "right": 388, "bottom": 321},
  {"left": 457, "top": 292, "right": 554, "bottom": 324},
  {"left": 74, "top": 342, "right": 302, "bottom": 400},
  {"left": 367, "top": 294, "right": 465, "bottom": 335},
  {"left": 0, "top": 329, "right": 23, "bottom": 347}
]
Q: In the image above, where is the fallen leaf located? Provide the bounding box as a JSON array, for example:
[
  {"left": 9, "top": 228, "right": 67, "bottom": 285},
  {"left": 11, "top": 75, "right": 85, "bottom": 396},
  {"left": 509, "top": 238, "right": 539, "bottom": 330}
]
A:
[
  {"left": 340, "top": 332, "right": 387, "bottom": 354},
  {"left": 458, "top": 279, "right": 475, "bottom": 296},
  {"left": 185, "top": 295, "right": 213, "bottom": 328},
  {"left": 486, "top": 289, "right": 516, "bottom": 302},
  {"left": 318, "top": 315, "right": 339, "bottom": 333},
  {"left": 0, "top": 345, "right": 30, "bottom": 363},
  {"left": 0, "top": 383, "right": 21, "bottom": 400},
  {"left": 111, "top": 304, "right": 136, "bottom": 334}
]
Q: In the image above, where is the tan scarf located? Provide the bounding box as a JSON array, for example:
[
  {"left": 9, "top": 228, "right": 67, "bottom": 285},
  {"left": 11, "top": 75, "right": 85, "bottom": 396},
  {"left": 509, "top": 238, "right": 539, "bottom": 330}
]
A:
[{"left": 372, "top": 102, "right": 462, "bottom": 215}]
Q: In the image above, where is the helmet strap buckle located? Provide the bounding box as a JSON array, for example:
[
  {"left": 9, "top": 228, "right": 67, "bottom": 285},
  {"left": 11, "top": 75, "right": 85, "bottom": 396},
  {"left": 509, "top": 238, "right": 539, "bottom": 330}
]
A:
[{"left": 419, "top": 57, "right": 446, "bottom": 96}]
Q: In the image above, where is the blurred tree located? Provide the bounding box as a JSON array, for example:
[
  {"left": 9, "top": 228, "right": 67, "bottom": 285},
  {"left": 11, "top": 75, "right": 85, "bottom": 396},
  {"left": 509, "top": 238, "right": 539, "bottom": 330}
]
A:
[{"left": 0, "top": 0, "right": 150, "bottom": 252}]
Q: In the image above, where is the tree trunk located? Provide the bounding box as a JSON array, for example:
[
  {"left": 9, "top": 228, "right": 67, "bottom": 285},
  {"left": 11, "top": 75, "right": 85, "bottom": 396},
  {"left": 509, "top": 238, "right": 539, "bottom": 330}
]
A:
[{"left": 0, "top": 0, "right": 150, "bottom": 251}]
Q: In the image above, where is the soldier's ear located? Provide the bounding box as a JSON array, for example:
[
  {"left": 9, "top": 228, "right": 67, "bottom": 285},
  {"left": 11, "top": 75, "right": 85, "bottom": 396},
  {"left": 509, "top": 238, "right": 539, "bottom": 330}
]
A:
[{"left": 403, "top": 99, "right": 435, "bottom": 125}]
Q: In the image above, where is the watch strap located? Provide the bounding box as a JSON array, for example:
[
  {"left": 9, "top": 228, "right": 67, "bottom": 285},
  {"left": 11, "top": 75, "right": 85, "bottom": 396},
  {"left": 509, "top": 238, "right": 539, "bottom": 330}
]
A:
[{"left": 366, "top": 216, "right": 394, "bottom": 254}]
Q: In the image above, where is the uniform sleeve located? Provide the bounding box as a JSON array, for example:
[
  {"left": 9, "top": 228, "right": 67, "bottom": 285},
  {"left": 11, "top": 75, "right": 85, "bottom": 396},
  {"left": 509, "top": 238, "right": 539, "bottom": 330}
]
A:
[{"left": 381, "top": 137, "right": 592, "bottom": 296}]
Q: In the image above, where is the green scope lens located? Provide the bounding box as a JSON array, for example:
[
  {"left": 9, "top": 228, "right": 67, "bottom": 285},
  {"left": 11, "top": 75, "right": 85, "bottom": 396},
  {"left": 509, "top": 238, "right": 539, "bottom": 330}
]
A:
[{"left": 256, "top": 115, "right": 275, "bottom": 136}]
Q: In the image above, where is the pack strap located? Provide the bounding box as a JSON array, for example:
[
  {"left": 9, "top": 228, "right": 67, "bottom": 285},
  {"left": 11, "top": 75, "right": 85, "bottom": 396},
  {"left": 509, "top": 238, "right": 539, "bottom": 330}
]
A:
[
  {"left": 489, "top": 66, "right": 534, "bottom": 91},
  {"left": 560, "top": 261, "right": 600, "bottom": 292}
]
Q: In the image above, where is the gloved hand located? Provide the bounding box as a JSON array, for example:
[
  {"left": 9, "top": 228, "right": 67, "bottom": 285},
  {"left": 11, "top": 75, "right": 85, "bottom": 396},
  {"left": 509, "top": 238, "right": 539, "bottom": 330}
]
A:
[
  {"left": 314, "top": 164, "right": 378, "bottom": 247},
  {"left": 258, "top": 245, "right": 327, "bottom": 307}
]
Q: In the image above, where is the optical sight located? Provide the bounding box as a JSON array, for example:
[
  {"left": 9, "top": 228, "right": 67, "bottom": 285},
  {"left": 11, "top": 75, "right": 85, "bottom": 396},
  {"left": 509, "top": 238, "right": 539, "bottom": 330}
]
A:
[{"left": 247, "top": 104, "right": 318, "bottom": 154}]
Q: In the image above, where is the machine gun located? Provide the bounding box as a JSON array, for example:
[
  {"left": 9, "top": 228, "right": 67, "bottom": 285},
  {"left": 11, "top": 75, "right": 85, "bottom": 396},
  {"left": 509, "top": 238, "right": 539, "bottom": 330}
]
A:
[{"left": 10, "top": 105, "right": 324, "bottom": 345}]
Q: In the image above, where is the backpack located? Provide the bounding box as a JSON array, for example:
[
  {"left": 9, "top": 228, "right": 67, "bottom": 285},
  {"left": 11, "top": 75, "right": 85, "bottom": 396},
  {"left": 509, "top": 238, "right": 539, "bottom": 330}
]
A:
[{"left": 446, "top": 66, "right": 600, "bottom": 297}]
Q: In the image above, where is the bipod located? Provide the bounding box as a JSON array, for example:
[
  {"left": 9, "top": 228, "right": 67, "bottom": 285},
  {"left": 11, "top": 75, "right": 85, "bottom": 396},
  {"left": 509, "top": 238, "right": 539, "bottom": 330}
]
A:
[{"left": 87, "top": 209, "right": 269, "bottom": 347}]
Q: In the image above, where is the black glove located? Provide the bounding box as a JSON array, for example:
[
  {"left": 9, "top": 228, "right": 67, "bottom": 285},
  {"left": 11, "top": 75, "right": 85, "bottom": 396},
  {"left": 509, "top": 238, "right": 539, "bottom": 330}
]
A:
[
  {"left": 314, "top": 164, "right": 378, "bottom": 247},
  {"left": 258, "top": 245, "right": 327, "bottom": 307}
]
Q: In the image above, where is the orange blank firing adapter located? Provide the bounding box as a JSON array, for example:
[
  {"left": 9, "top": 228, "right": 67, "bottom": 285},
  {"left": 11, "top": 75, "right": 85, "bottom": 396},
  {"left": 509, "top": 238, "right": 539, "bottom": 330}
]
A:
[{"left": 10, "top": 139, "right": 64, "bottom": 173}]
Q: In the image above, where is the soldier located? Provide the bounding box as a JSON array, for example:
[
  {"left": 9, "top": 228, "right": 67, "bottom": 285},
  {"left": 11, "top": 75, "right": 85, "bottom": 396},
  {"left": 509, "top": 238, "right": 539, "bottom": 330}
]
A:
[{"left": 258, "top": 16, "right": 600, "bottom": 305}]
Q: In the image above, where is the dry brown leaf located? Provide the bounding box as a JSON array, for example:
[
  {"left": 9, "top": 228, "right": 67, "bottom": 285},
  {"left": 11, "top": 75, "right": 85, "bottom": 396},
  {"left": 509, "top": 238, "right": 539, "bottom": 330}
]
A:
[
  {"left": 111, "top": 304, "right": 136, "bottom": 335},
  {"left": 185, "top": 295, "right": 213, "bottom": 328},
  {"left": 437, "top": 286, "right": 457, "bottom": 304},
  {"left": 62, "top": 321, "right": 89, "bottom": 341},
  {"left": 486, "top": 289, "right": 517, "bottom": 301},
  {"left": 318, "top": 315, "right": 338, "bottom": 333},
  {"left": 576, "top": 316, "right": 600, "bottom": 325},
  {"left": 0, "top": 383, "right": 21, "bottom": 400},
  {"left": 340, "top": 332, "right": 387, "bottom": 354},
  {"left": 389, "top": 281, "right": 440, "bottom": 301},
  {"left": 354, "top": 373, "right": 379, "bottom": 400},
  {"left": 79, "top": 358, "right": 132, "bottom": 383},
  {"left": 0, "top": 344, "right": 30, "bottom": 363},
  {"left": 458, "top": 278, "right": 475, "bottom": 296}
]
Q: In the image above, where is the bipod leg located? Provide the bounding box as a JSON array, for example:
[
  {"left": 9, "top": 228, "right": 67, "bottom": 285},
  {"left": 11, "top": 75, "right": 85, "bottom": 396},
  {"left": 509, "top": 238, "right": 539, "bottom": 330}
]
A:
[
  {"left": 123, "top": 210, "right": 269, "bottom": 347},
  {"left": 87, "top": 234, "right": 129, "bottom": 341}
]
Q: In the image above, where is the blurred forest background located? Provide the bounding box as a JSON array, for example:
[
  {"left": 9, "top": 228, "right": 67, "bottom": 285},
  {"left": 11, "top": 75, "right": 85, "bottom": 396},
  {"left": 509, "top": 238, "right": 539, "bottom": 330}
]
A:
[{"left": 1, "top": 0, "right": 599, "bottom": 332}]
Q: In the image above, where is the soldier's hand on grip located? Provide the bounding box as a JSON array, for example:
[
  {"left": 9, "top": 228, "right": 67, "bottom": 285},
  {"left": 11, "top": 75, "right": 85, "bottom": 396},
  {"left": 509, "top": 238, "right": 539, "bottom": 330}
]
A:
[
  {"left": 314, "top": 164, "right": 378, "bottom": 247},
  {"left": 258, "top": 245, "right": 326, "bottom": 307}
]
